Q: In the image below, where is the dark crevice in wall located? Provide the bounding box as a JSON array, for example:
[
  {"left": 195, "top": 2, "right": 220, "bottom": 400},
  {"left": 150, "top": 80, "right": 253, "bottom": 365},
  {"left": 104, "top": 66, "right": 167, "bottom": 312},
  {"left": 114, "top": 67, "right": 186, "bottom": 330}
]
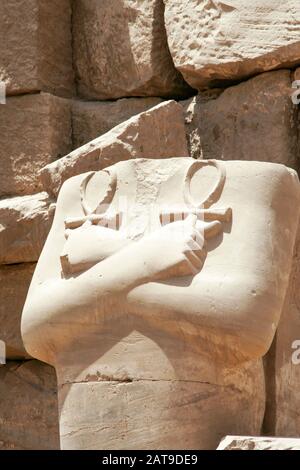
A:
[{"left": 262, "top": 333, "right": 277, "bottom": 436}]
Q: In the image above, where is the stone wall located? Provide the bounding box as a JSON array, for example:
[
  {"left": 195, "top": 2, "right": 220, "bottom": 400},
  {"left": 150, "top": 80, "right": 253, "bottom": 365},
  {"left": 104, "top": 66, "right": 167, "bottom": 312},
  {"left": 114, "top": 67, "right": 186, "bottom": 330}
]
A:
[{"left": 0, "top": 0, "right": 299, "bottom": 449}]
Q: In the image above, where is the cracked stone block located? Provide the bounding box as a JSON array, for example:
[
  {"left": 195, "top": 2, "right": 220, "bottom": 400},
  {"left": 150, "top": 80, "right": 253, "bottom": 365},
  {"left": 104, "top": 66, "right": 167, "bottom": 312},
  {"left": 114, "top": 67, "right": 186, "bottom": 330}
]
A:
[
  {"left": 0, "top": 193, "right": 55, "bottom": 264},
  {"left": 164, "top": 0, "right": 300, "bottom": 89},
  {"left": 0, "top": 361, "right": 59, "bottom": 450},
  {"left": 41, "top": 100, "right": 189, "bottom": 196},
  {"left": 72, "top": 97, "right": 163, "bottom": 149},
  {"left": 72, "top": 0, "right": 193, "bottom": 100},
  {"left": 0, "top": 93, "right": 72, "bottom": 197},
  {"left": 181, "top": 70, "right": 299, "bottom": 167},
  {"left": 59, "top": 363, "right": 264, "bottom": 450},
  {"left": 0, "top": 0, "right": 74, "bottom": 97}
]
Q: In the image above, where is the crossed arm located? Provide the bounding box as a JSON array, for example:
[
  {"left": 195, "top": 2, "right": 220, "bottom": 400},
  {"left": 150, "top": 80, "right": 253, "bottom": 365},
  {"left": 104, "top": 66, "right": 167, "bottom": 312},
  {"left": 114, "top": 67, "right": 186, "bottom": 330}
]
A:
[{"left": 21, "top": 175, "right": 279, "bottom": 365}]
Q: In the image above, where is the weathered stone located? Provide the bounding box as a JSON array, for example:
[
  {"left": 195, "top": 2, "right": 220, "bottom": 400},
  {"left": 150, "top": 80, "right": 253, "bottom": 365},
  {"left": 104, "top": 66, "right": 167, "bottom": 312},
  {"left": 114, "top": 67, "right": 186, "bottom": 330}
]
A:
[
  {"left": 265, "top": 224, "right": 300, "bottom": 437},
  {"left": 0, "top": 193, "right": 55, "bottom": 264},
  {"left": 0, "top": 0, "right": 74, "bottom": 97},
  {"left": 0, "top": 93, "right": 72, "bottom": 197},
  {"left": 164, "top": 0, "right": 300, "bottom": 89},
  {"left": 41, "top": 101, "right": 189, "bottom": 196},
  {"left": 72, "top": 98, "right": 163, "bottom": 149},
  {"left": 59, "top": 368, "right": 264, "bottom": 450},
  {"left": 294, "top": 68, "right": 300, "bottom": 81},
  {"left": 23, "top": 158, "right": 299, "bottom": 449},
  {"left": 181, "top": 89, "right": 222, "bottom": 160},
  {"left": 0, "top": 361, "right": 59, "bottom": 450},
  {"left": 72, "top": 0, "right": 192, "bottom": 100},
  {"left": 217, "top": 436, "right": 300, "bottom": 450},
  {"left": 0, "top": 264, "right": 35, "bottom": 359},
  {"left": 181, "top": 70, "right": 299, "bottom": 167}
]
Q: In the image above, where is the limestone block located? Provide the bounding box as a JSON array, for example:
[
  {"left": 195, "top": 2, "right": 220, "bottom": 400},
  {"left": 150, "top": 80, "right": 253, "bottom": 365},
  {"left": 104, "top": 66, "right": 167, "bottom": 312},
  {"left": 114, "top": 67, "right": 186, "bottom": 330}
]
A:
[
  {"left": 0, "top": 0, "right": 74, "bottom": 97},
  {"left": 0, "top": 93, "right": 72, "bottom": 197},
  {"left": 0, "top": 264, "right": 35, "bottom": 359},
  {"left": 265, "top": 224, "right": 300, "bottom": 437},
  {"left": 72, "top": 0, "right": 192, "bottom": 100},
  {"left": 164, "top": 0, "right": 300, "bottom": 89},
  {"left": 72, "top": 98, "right": 163, "bottom": 149},
  {"left": 41, "top": 101, "right": 189, "bottom": 196},
  {"left": 22, "top": 158, "right": 300, "bottom": 449},
  {"left": 0, "top": 361, "right": 59, "bottom": 450},
  {"left": 181, "top": 71, "right": 299, "bottom": 167},
  {"left": 0, "top": 193, "right": 55, "bottom": 264},
  {"left": 60, "top": 366, "right": 264, "bottom": 450},
  {"left": 217, "top": 436, "right": 300, "bottom": 450}
]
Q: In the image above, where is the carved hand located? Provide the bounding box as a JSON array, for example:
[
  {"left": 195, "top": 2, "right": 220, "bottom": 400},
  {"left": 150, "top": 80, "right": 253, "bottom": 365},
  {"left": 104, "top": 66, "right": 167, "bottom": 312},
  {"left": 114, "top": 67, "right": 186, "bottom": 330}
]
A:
[{"left": 123, "top": 214, "right": 222, "bottom": 281}]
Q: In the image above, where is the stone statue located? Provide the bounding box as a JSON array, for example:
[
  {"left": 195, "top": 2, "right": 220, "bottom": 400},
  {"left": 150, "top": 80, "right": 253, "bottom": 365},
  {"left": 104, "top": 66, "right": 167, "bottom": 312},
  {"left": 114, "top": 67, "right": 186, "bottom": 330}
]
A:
[{"left": 21, "top": 158, "right": 300, "bottom": 449}]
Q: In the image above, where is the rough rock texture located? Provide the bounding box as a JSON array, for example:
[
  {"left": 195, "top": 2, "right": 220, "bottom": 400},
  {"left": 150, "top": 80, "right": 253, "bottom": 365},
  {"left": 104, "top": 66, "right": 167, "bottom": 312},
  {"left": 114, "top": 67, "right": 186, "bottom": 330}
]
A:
[
  {"left": 267, "top": 224, "right": 300, "bottom": 437},
  {"left": 181, "top": 89, "right": 222, "bottom": 160},
  {"left": 23, "top": 158, "right": 300, "bottom": 449},
  {"left": 72, "top": 97, "right": 163, "bottom": 149},
  {"left": 0, "top": 93, "right": 72, "bottom": 197},
  {"left": 0, "top": 264, "right": 35, "bottom": 359},
  {"left": 294, "top": 68, "right": 300, "bottom": 81},
  {"left": 72, "top": 0, "right": 192, "bottom": 100},
  {"left": 60, "top": 370, "right": 264, "bottom": 450},
  {"left": 0, "top": 193, "right": 55, "bottom": 264},
  {"left": 181, "top": 70, "right": 299, "bottom": 167},
  {"left": 0, "top": 361, "right": 59, "bottom": 450},
  {"left": 0, "top": 0, "right": 74, "bottom": 97},
  {"left": 217, "top": 436, "right": 300, "bottom": 450},
  {"left": 41, "top": 101, "right": 189, "bottom": 196},
  {"left": 164, "top": 0, "right": 300, "bottom": 89}
]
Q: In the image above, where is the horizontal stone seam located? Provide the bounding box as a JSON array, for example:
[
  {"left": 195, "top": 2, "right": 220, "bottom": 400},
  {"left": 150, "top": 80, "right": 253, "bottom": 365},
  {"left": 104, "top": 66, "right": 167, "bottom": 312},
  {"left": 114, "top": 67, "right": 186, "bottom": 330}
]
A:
[{"left": 60, "top": 378, "right": 223, "bottom": 387}]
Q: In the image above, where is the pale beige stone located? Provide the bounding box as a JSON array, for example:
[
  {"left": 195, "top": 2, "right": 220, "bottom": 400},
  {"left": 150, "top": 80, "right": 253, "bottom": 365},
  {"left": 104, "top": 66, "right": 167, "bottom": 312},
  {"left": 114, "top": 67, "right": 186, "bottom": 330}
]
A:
[
  {"left": 217, "top": 436, "right": 300, "bottom": 450},
  {"left": 22, "top": 158, "right": 300, "bottom": 449},
  {"left": 1, "top": 264, "right": 35, "bottom": 359},
  {"left": 0, "top": 193, "right": 55, "bottom": 264},
  {"left": 0, "top": 0, "right": 74, "bottom": 97},
  {"left": 264, "top": 224, "right": 300, "bottom": 437},
  {"left": 60, "top": 365, "right": 264, "bottom": 450},
  {"left": 0, "top": 93, "right": 72, "bottom": 197},
  {"left": 72, "top": 0, "right": 192, "bottom": 100},
  {"left": 41, "top": 101, "right": 189, "bottom": 197},
  {"left": 0, "top": 361, "right": 59, "bottom": 450},
  {"left": 72, "top": 98, "right": 163, "bottom": 149},
  {"left": 164, "top": 0, "right": 300, "bottom": 89},
  {"left": 181, "top": 71, "right": 299, "bottom": 167}
]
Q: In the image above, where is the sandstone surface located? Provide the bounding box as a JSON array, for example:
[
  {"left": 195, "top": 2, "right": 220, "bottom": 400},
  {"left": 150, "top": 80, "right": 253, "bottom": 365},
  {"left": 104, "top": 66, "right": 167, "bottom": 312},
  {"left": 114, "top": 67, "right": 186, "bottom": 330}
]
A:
[
  {"left": 164, "top": 0, "right": 300, "bottom": 89},
  {"left": 0, "top": 0, "right": 74, "bottom": 97},
  {"left": 0, "top": 193, "right": 54, "bottom": 264},
  {"left": 0, "top": 93, "right": 71, "bottom": 197},
  {"left": 72, "top": 98, "right": 163, "bottom": 149},
  {"left": 181, "top": 71, "right": 299, "bottom": 167},
  {"left": 0, "top": 361, "right": 59, "bottom": 450},
  {"left": 41, "top": 101, "right": 189, "bottom": 196},
  {"left": 0, "top": 263, "right": 35, "bottom": 359},
  {"left": 73, "top": 0, "right": 192, "bottom": 99}
]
